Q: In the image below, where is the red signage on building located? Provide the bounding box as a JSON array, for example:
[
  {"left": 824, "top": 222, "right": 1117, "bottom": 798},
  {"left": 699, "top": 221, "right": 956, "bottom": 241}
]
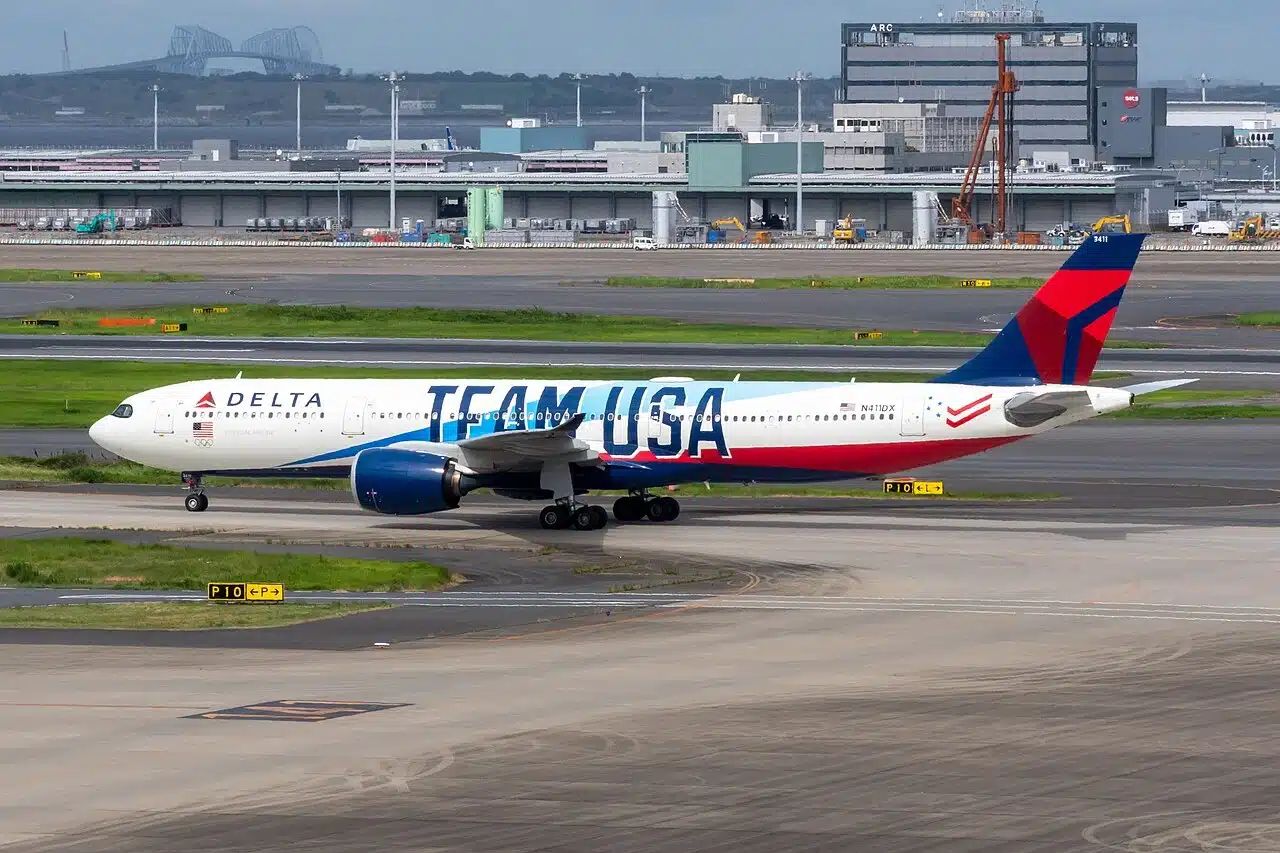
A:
[{"left": 1123, "top": 89, "right": 1141, "bottom": 109}]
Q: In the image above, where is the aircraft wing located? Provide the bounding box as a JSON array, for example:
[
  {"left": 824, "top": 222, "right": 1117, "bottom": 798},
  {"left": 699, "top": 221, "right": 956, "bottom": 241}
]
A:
[{"left": 454, "top": 412, "right": 596, "bottom": 472}]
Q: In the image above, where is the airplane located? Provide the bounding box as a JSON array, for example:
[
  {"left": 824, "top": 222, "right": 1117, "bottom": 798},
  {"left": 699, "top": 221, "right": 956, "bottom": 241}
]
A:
[{"left": 89, "top": 233, "right": 1191, "bottom": 531}]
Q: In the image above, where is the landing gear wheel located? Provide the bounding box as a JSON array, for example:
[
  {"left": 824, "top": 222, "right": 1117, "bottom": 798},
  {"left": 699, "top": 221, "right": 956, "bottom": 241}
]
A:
[
  {"left": 185, "top": 493, "right": 208, "bottom": 513},
  {"left": 589, "top": 505, "right": 608, "bottom": 530},
  {"left": 646, "top": 498, "right": 669, "bottom": 523},
  {"left": 658, "top": 496, "right": 680, "bottom": 521},
  {"left": 571, "top": 506, "right": 598, "bottom": 531},
  {"left": 539, "top": 504, "right": 568, "bottom": 530},
  {"left": 613, "top": 496, "right": 644, "bottom": 523}
]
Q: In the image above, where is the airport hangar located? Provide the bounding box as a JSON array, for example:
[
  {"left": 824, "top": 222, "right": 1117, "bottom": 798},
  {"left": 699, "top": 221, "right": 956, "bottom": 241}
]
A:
[{"left": 0, "top": 165, "right": 1177, "bottom": 234}]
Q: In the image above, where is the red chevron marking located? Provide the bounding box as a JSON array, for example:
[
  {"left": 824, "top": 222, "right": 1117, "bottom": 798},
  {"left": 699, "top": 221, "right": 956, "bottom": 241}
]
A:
[
  {"left": 946, "top": 404, "right": 991, "bottom": 428},
  {"left": 947, "top": 394, "right": 992, "bottom": 417}
]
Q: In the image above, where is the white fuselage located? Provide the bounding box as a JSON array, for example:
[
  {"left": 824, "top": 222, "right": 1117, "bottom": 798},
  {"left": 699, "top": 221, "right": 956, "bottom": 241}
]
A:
[{"left": 89, "top": 377, "right": 1132, "bottom": 487}]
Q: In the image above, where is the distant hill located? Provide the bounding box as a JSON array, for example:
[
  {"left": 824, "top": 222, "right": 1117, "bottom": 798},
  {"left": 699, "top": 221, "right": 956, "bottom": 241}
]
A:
[{"left": 0, "top": 71, "right": 840, "bottom": 124}]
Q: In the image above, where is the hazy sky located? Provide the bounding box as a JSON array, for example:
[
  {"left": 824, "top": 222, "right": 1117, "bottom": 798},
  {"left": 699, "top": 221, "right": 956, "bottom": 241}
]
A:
[{"left": 6, "top": 1, "right": 1276, "bottom": 83}]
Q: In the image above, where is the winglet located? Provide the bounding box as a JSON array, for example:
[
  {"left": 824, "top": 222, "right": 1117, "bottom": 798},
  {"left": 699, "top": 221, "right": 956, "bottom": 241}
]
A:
[{"left": 934, "top": 233, "right": 1147, "bottom": 386}]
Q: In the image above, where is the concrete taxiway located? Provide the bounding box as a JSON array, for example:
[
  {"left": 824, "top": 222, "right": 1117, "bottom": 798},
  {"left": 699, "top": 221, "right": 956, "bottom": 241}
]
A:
[
  {"left": 5, "top": 334, "right": 1280, "bottom": 379},
  {"left": 4, "top": 243, "right": 1280, "bottom": 278},
  {"left": 1, "top": 488, "right": 1279, "bottom": 851}
]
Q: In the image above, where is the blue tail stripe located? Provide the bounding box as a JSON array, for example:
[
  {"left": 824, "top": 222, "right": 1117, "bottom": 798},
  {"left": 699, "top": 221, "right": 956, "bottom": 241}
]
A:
[
  {"left": 929, "top": 321, "right": 1039, "bottom": 386},
  {"left": 1060, "top": 288, "right": 1126, "bottom": 385},
  {"left": 1059, "top": 233, "right": 1145, "bottom": 271}
]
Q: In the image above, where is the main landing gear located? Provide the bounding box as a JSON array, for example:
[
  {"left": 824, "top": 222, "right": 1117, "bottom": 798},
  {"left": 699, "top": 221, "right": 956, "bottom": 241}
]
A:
[
  {"left": 538, "top": 501, "right": 608, "bottom": 531},
  {"left": 611, "top": 492, "right": 680, "bottom": 524},
  {"left": 183, "top": 473, "right": 208, "bottom": 513}
]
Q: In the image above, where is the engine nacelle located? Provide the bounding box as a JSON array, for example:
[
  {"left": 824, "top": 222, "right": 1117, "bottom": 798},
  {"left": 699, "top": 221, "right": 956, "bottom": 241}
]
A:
[{"left": 350, "top": 448, "right": 476, "bottom": 515}]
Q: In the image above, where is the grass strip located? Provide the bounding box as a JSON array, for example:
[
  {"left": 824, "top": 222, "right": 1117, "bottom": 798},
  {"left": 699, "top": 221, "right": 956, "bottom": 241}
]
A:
[
  {"left": 0, "top": 602, "right": 388, "bottom": 630},
  {"left": 596, "top": 275, "right": 1044, "bottom": 290},
  {"left": 12, "top": 305, "right": 1161, "bottom": 349},
  {"left": 1235, "top": 311, "right": 1280, "bottom": 327},
  {"left": 1105, "top": 388, "right": 1280, "bottom": 420},
  {"left": 0, "top": 537, "right": 452, "bottom": 591},
  {"left": 0, "top": 269, "right": 203, "bottom": 282}
]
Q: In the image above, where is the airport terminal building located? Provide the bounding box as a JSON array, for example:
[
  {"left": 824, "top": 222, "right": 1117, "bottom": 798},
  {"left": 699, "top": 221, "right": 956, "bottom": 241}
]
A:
[
  {"left": 841, "top": 7, "right": 1137, "bottom": 159},
  {"left": 0, "top": 162, "right": 1176, "bottom": 235}
]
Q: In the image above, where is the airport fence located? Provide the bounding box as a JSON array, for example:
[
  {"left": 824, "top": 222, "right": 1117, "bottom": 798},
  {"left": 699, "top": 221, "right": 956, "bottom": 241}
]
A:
[{"left": 0, "top": 236, "right": 1278, "bottom": 251}]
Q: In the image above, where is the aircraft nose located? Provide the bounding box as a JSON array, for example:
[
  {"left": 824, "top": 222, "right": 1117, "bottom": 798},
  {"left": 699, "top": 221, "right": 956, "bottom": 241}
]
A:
[{"left": 88, "top": 417, "right": 112, "bottom": 450}]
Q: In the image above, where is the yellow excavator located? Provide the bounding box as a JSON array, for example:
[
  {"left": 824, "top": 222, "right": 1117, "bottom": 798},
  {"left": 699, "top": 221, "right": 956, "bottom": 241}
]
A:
[
  {"left": 1229, "top": 214, "right": 1280, "bottom": 241},
  {"left": 1092, "top": 214, "right": 1131, "bottom": 234},
  {"left": 711, "top": 217, "right": 746, "bottom": 233},
  {"left": 710, "top": 216, "right": 772, "bottom": 244}
]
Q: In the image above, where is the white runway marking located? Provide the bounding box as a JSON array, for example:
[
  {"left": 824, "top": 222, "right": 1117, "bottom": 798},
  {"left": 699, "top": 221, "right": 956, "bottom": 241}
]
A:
[{"left": 47, "top": 590, "right": 1280, "bottom": 624}]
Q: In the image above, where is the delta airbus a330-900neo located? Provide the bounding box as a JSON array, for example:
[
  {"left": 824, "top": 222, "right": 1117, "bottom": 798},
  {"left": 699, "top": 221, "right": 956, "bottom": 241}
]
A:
[{"left": 90, "top": 234, "right": 1190, "bottom": 531}]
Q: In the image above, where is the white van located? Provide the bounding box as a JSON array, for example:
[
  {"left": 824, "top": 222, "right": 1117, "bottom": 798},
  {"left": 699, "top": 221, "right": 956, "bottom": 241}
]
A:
[
  {"left": 1191, "top": 220, "right": 1232, "bottom": 237},
  {"left": 632, "top": 235, "right": 658, "bottom": 250}
]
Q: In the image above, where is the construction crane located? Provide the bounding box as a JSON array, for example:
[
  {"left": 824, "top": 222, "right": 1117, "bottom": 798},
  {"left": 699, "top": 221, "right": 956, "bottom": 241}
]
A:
[{"left": 951, "top": 33, "right": 1020, "bottom": 235}]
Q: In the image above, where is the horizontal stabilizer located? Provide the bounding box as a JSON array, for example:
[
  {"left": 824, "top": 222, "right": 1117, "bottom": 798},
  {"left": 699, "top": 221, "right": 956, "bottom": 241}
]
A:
[{"left": 1121, "top": 378, "right": 1199, "bottom": 396}]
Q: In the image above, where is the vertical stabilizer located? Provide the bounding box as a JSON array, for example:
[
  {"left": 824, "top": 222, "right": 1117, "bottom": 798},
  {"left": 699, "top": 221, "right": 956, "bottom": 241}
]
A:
[{"left": 934, "top": 233, "right": 1146, "bottom": 386}]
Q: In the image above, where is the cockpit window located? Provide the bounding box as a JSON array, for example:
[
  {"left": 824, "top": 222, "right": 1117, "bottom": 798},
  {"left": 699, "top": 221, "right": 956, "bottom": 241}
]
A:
[{"left": 111, "top": 404, "right": 134, "bottom": 419}]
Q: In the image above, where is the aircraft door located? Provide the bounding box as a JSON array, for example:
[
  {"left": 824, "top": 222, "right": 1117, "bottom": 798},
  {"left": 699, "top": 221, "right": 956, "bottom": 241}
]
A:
[
  {"left": 342, "top": 397, "right": 367, "bottom": 436},
  {"left": 645, "top": 401, "right": 670, "bottom": 441},
  {"left": 899, "top": 393, "right": 925, "bottom": 436},
  {"left": 153, "top": 400, "right": 174, "bottom": 434}
]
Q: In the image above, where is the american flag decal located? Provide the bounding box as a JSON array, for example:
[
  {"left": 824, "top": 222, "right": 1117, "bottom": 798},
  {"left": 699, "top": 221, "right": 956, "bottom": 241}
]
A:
[{"left": 193, "top": 421, "right": 214, "bottom": 438}]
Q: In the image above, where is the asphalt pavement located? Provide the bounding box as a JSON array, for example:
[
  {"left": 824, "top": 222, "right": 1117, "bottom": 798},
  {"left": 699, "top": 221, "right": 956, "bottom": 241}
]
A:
[
  {"left": 0, "top": 272, "right": 1277, "bottom": 347},
  {"left": 3, "top": 333, "right": 1278, "bottom": 379}
]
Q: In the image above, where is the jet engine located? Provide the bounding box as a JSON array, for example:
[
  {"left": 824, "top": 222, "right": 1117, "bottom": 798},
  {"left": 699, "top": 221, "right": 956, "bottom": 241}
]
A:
[{"left": 350, "top": 448, "right": 477, "bottom": 515}]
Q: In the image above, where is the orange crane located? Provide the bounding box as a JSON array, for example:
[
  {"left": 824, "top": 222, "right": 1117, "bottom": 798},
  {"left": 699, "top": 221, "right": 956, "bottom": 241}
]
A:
[{"left": 951, "top": 33, "right": 1020, "bottom": 235}]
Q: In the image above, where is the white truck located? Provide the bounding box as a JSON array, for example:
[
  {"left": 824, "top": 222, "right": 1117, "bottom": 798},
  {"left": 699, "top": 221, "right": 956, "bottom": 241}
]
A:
[
  {"left": 1191, "top": 220, "right": 1232, "bottom": 237},
  {"left": 1167, "top": 208, "right": 1200, "bottom": 231}
]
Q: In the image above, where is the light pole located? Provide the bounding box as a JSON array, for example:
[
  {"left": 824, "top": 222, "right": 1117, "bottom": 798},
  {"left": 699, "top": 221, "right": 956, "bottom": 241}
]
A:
[
  {"left": 150, "top": 84, "right": 160, "bottom": 151},
  {"left": 1269, "top": 143, "right": 1277, "bottom": 192},
  {"left": 293, "top": 73, "right": 306, "bottom": 157},
  {"left": 790, "top": 72, "right": 812, "bottom": 235},
  {"left": 382, "top": 72, "right": 401, "bottom": 230},
  {"left": 573, "top": 73, "right": 585, "bottom": 127},
  {"left": 638, "top": 85, "right": 649, "bottom": 142}
]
